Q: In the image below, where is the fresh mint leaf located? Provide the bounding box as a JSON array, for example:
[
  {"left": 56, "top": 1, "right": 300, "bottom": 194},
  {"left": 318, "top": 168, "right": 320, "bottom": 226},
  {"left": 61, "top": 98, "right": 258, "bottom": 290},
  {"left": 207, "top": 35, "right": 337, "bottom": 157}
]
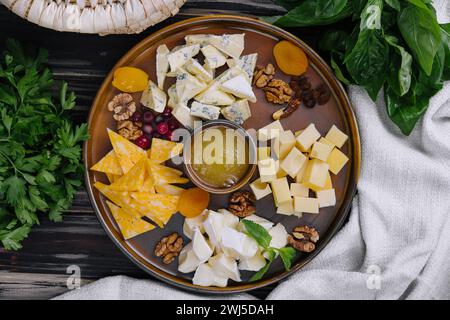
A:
[
  {"left": 241, "top": 219, "right": 272, "bottom": 249},
  {"left": 277, "top": 247, "right": 297, "bottom": 271},
  {"left": 250, "top": 249, "right": 276, "bottom": 282}
]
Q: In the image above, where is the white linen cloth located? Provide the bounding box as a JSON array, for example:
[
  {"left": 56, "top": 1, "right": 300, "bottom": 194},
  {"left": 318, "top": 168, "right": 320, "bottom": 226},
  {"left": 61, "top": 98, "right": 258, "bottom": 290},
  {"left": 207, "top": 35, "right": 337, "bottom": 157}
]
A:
[{"left": 56, "top": 1, "right": 450, "bottom": 300}]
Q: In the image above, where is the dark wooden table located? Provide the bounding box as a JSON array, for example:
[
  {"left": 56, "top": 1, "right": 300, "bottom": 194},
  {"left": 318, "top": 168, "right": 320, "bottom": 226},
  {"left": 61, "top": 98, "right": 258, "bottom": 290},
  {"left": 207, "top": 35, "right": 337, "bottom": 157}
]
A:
[{"left": 0, "top": 0, "right": 328, "bottom": 300}]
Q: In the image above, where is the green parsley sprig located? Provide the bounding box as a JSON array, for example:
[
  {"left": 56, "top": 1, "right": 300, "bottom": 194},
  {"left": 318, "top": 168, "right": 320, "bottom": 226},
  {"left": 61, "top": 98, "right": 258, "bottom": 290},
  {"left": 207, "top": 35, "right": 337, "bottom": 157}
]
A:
[
  {"left": 241, "top": 219, "right": 296, "bottom": 281},
  {"left": 0, "top": 39, "right": 89, "bottom": 250}
]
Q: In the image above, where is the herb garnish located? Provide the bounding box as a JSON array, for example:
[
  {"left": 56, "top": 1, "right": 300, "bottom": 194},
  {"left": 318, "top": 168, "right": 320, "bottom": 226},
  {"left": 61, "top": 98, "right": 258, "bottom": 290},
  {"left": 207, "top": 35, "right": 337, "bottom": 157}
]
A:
[
  {"left": 0, "top": 39, "right": 89, "bottom": 250},
  {"left": 241, "top": 220, "right": 296, "bottom": 281},
  {"left": 266, "top": 0, "right": 450, "bottom": 135}
]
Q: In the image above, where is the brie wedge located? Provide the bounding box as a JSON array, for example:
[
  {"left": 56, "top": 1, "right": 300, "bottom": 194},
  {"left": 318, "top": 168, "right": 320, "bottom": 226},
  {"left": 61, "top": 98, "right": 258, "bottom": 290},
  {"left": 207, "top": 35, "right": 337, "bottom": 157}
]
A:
[
  {"left": 192, "top": 227, "right": 214, "bottom": 263},
  {"left": 209, "top": 253, "right": 241, "bottom": 282},
  {"left": 178, "top": 242, "right": 202, "bottom": 273},
  {"left": 193, "top": 263, "right": 228, "bottom": 287}
]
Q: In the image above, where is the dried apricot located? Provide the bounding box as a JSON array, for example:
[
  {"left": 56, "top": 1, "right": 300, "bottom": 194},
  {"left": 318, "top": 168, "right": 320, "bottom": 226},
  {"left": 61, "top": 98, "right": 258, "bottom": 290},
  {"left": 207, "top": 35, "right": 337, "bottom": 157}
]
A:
[
  {"left": 273, "top": 41, "right": 309, "bottom": 76},
  {"left": 178, "top": 188, "right": 210, "bottom": 218},
  {"left": 112, "top": 67, "right": 149, "bottom": 93}
]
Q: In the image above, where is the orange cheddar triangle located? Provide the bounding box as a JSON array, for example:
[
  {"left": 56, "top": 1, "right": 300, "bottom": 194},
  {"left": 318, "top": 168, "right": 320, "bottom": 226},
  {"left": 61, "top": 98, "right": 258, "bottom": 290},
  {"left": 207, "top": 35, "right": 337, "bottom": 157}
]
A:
[
  {"left": 109, "top": 157, "right": 146, "bottom": 191},
  {"left": 108, "top": 128, "right": 146, "bottom": 174},
  {"left": 106, "top": 201, "right": 155, "bottom": 240},
  {"left": 106, "top": 172, "right": 121, "bottom": 184},
  {"left": 90, "top": 150, "right": 123, "bottom": 175},
  {"left": 148, "top": 161, "right": 188, "bottom": 186},
  {"left": 155, "top": 184, "right": 185, "bottom": 196},
  {"left": 94, "top": 182, "right": 133, "bottom": 208},
  {"left": 150, "top": 138, "right": 183, "bottom": 163}
]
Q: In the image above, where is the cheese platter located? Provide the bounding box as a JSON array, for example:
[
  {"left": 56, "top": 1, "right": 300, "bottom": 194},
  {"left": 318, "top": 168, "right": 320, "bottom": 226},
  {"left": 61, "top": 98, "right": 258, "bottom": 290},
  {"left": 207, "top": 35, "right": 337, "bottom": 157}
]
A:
[{"left": 84, "top": 15, "right": 360, "bottom": 293}]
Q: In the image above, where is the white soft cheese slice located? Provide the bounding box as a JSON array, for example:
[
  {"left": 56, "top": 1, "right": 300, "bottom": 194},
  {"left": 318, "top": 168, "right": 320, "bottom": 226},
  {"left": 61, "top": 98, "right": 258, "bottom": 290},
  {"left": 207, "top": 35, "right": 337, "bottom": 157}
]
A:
[
  {"left": 209, "top": 253, "right": 241, "bottom": 282},
  {"left": 167, "top": 44, "right": 200, "bottom": 72},
  {"left": 193, "top": 263, "right": 228, "bottom": 287},
  {"left": 238, "top": 251, "right": 267, "bottom": 271},
  {"left": 203, "top": 210, "right": 225, "bottom": 248},
  {"left": 140, "top": 80, "right": 167, "bottom": 113},
  {"left": 268, "top": 223, "right": 288, "bottom": 249},
  {"left": 217, "top": 209, "right": 239, "bottom": 230},
  {"left": 220, "top": 74, "right": 256, "bottom": 103},
  {"left": 178, "top": 242, "right": 202, "bottom": 273},
  {"left": 156, "top": 44, "right": 170, "bottom": 89},
  {"left": 183, "top": 209, "right": 207, "bottom": 239},
  {"left": 221, "top": 227, "right": 258, "bottom": 259},
  {"left": 239, "top": 214, "right": 274, "bottom": 231},
  {"left": 192, "top": 227, "right": 213, "bottom": 263}
]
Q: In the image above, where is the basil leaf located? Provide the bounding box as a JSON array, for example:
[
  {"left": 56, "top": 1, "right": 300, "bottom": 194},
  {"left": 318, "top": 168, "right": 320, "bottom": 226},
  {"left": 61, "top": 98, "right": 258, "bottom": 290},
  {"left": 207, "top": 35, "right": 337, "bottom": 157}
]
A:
[
  {"left": 241, "top": 219, "right": 272, "bottom": 249},
  {"left": 385, "top": 34, "right": 413, "bottom": 96},
  {"left": 272, "top": 0, "right": 353, "bottom": 27},
  {"left": 440, "top": 24, "right": 450, "bottom": 80},
  {"left": 345, "top": 29, "right": 389, "bottom": 100},
  {"left": 331, "top": 52, "right": 351, "bottom": 85},
  {"left": 319, "top": 30, "right": 349, "bottom": 52},
  {"left": 385, "top": 0, "right": 401, "bottom": 11},
  {"left": 398, "top": 2, "right": 441, "bottom": 76}
]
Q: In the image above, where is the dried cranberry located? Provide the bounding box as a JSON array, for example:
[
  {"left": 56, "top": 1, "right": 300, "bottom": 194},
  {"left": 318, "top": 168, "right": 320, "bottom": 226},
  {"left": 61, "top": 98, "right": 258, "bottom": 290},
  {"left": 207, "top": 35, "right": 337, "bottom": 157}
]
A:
[
  {"left": 143, "top": 111, "right": 154, "bottom": 124},
  {"left": 156, "top": 122, "right": 169, "bottom": 135},
  {"left": 301, "top": 90, "right": 313, "bottom": 100},
  {"left": 131, "top": 111, "right": 142, "bottom": 123},
  {"left": 142, "top": 123, "right": 154, "bottom": 135},
  {"left": 164, "top": 130, "right": 174, "bottom": 141},
  {"left": 134, "top": 135, "right": 150, "bottom": 149},
  {"left": 317, "top": 91, "right": 331, "bottom": 105}
]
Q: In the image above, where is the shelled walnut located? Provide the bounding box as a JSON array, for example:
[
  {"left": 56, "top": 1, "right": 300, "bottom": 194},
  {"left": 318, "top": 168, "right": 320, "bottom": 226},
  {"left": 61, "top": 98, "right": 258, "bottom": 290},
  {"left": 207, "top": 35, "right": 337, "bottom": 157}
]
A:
[
  {"left": 228, "top": 190, "right": 256, "bottom": 217},
  {"left": 288, "top": 225, "right": 319, "bottom": 253},
  {"left": 117, "top": 120, "right": 142, "bottom": 140},
  {"left": 253, "top": 63, "right": 275, "bottom": 88},
  {"left": 254, "top": 63, "right": 293, "bottom": 105},
  {"left": 154, "top": 232, "right": 183, "bottom": 264},
  {"left": 272, "top": 98, "right": 301, "bottom": 120},
  {"left": 107, "top": 93, "right": 136, "bottom": 121}
]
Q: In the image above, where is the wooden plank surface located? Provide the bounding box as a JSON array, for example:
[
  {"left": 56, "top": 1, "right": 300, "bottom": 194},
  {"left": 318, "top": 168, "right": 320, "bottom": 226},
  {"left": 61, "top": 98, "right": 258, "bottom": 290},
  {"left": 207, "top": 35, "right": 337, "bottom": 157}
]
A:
[{"left": 0, "top": 0, "right": 320, "bottom": 300}]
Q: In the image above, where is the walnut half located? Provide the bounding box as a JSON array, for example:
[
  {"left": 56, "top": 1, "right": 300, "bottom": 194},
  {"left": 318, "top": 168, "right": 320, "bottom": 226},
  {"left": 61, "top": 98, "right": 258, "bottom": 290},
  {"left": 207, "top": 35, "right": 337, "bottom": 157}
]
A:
[
  {"left": 117, "top": 120, "right": 142, "bottom": 141},
  {"left": 154, "top": 233, "right": 183, "bottom": 264},
  {"left": 107, "top": 93, "right": 136, "bottom": 121},
  {"left": 228, "top": 190, "right": 256, "bottom": 218},
  {"left": 288, "top": 225, "right": 320, "bottom": 253}
]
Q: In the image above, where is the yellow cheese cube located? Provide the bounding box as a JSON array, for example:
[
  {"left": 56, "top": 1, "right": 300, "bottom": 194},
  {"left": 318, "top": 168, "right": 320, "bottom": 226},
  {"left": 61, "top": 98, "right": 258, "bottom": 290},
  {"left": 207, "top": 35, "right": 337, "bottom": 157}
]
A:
[
  {"left": 273, "top": 130, "right": 296, "bottom": 160},
  {"left": 258, "top": 120, "right": 283, "bottom": 142},
  {"left": 316, "top": 189, "right": 336, "bottom": 208},
  {"left": 295, "top": 124, "right": 321, "bottom": 152},
  {"left": 325, "top": 125, "right": 348, "bottom": 148},
  {"left": 301, "top": 159, "right": 330, "bottom": 189},
  {"left": 257, "top": 147, "right": 271, "bottom": 161},
  {"left": 277, "top": 198, "right": 295, "bottom": 215},
  {"left": 319, "top": 137, "right": 335, "bottom": 147},
  {"left": 294, "top": 197, "right": 319, "bottom": 214},
  {"left": 258, "top": 158, "right": 278, "bottom": 183},
  {"left": 290, "top": 183, "right": 309, "bottom": 197},
  {"left": 271, "top": 177, "right": 291, "bottom": 206},
  {"left": 280, "top": 147, "right": 308, "bottom": 178},
  {"left": 305, "top": 171, "right": 333, "bottom": 192},
  {"left": 310, "top": 141, "right": 333, "bottom": 161},
  {"left": 295, "top": 159, "right": 309, "bottom": 183},
  {"left": 327, "top": 148, "right": 349, "bottom": 175},
  {"left": 250, "top": 178, "right": 272, "bottom": 200},
  {"left": 276, "top": 166, "right": 288, "bottom": 178}
]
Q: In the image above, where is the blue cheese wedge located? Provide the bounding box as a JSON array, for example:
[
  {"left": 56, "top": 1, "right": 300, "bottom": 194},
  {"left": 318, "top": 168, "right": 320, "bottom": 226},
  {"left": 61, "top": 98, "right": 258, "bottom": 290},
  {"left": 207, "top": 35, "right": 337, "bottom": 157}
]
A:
[
  {"left": 220, "top": 74, "right": 257, "bottom": 103},
  {"left": 184, "top": 34, "right": 212, "bottom": 46},
  {"left": 221, "top": 100, "right": 251, "bottom": 125},
  {"left": 167, "top": 44, "right": 200, "bottom": 72},
  {"left": 156, "top": 44, "right": 170, "bottom": 89},
  {"left": 236, "top": 53, "right": 258, "bottom": 83},
  {"left": 209, "top": 34, "right": 245, "bottom": 59},
  {"left": 190, "top": 101, "right": 221, "bottom": 120},
  {"left": 201, "top": 45, "right": 227, "bottom": 69},
  {"left": 167, "top": 84, "right": 178, "bottom": 109},
  {"left": 172, "top": 103, "right": 199, "bottom": 130},
  {"left": 176, "top": 69, "right": 207, "bottom": 102},
  {"left": 140, "top": 80, "right": 167, "bottom": 113},
  {"left": 185, "top": 58, "right": 213, "bottom": 83}
]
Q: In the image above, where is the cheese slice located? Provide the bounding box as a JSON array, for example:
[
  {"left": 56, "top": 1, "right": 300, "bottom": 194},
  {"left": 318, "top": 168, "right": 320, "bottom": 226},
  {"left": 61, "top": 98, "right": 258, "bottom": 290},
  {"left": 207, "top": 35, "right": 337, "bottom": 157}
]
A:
[
  {"left": 220, "top": 74, "right": 256, "bottom": 103},
  {"left": 109, "top": 157, "right": 146, "bottom": 191},
  {"left": 90, "top": 150, "right": 123, "bottom": 175},
  {"left": 201, "top": 45, "right": 227, "bottom": 69},
  {"left": 140, "top": 80, "right": 167, "bottom": 113},
  {"left": 131, "top": 192, "right": 180, "bottom": 218},
  {"left": 150, "top": 138, "right": 183, "bottom": 163},
  {"left": 167, "top": 84, "right": 178, "bottom": 109},
  {"left": 155, "top": 184, "right": 185, "bottom": 196},
  {"left": 106, "top": 173, "right": 121, "bottom": 184},
  {"left": 209, "top": 34, "right": 245, "bottom": 59},
  {"left": 190, "top": 101, "right": 221, "bottom": 120},
  {"left": 94, "top": 182, "right": 133, "bottom": 210},
  {"left": 176, "top": 70, "right": 207, "bottom": 102},
  {"left": 148, "top": 161, "right": 189, "bottom": 185},
  {"left": 172, "top": 103, "right": 199, "bottom": 130},
  {"left": 195, "top": 89, "right": 235, "bottom": 106},
  {"left": 167, "top": 44, "right": 200, "bottom": 72},
  {"left": 156, "top": 44, "right": 170, "bottom": 89},
  {"left": 236, "top": 53, "right": 258, "bottom": 83},
  {"left": 185, "top": 58, "right": 214, "bottom": 83},
  {"left": 108, "top": 128, "right": 146, "bottom": 174},
  {"left": 106, "top": 201, "right": 155, "bottom": 240}
]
